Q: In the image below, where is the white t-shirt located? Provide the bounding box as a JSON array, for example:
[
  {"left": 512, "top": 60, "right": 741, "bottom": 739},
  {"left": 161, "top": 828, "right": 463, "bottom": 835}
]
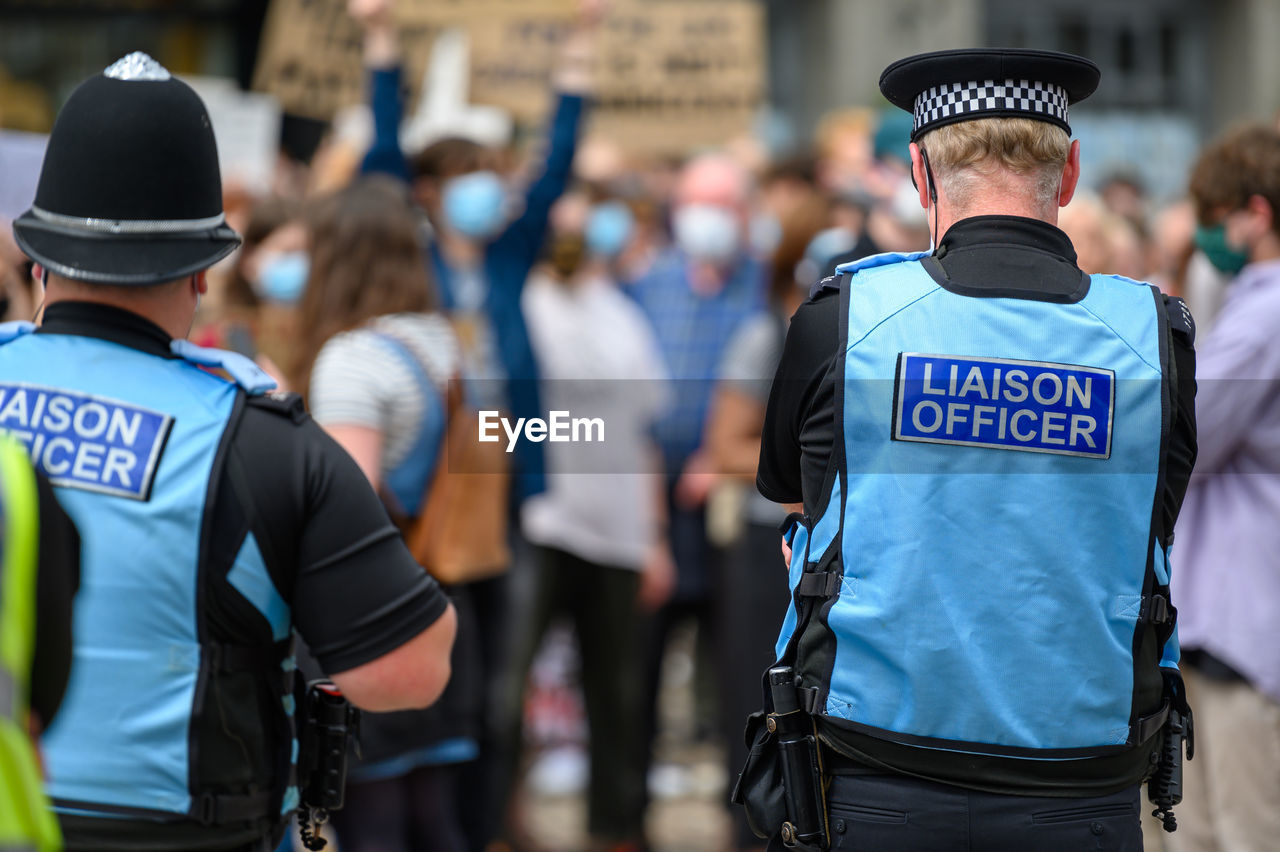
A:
[
  {"left": 308, "top": 313, "right": 459, "bottom": 476},
  {"left": 520, "top": 272, "right": 670, "bottom": 570}
]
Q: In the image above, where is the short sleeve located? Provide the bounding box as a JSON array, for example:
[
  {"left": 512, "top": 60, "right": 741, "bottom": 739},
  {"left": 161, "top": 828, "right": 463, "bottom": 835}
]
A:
[
  {"left": 757, "top": 291, "right": 841, "bottom": 504},
  {"left": 308, "top": 332, "right": 391, "bottom": 431},
  {"left": 229, "top": 400, "right": 450, "bottom": 675}
]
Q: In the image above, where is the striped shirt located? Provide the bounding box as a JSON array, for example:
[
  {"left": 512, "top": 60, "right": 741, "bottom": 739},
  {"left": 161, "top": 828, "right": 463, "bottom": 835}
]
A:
[{"left": 309, "top": 313, "right": 459, "bottom": 475}]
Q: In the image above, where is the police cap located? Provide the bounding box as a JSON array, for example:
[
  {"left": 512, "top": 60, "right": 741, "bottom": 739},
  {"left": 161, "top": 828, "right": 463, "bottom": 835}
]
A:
[
  {"left": 879, "top": 48, "right": 1101, "bottom": 142},
  {"left": 12, "top": 53, "right": 240, "bottom": 286}
]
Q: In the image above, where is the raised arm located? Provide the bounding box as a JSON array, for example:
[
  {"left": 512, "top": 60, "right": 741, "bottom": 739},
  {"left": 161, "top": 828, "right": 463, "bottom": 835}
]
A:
[{"left": 350, "top": 0, "right": 412, "bottom": 182}]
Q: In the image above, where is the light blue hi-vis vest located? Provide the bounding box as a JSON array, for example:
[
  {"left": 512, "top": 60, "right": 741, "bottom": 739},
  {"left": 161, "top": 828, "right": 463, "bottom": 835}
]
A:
[
  {"left": 779, "top": 253, "right": 1179, "bottom": 759},
  {"left": 0, "top": 323, "right": 296, "bottom": 826}
]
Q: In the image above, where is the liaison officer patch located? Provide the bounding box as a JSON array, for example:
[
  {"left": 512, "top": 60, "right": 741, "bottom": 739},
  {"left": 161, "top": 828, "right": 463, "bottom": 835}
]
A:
[
  {"left": 892, "top": 353, "right": 1114, "bottom": 459},
  {"left": 0, "top": 382, "right": 173, "bottom": 499}
]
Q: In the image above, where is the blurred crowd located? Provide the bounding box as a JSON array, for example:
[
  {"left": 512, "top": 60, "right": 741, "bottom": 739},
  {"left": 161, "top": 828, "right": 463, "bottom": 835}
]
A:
[{"left": 3, "top": 3, "right": 1278, "bottom": 852}]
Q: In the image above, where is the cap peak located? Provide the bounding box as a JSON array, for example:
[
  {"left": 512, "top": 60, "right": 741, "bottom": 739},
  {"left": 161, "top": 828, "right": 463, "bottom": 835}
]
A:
[{"left": 103, "top": 52, "right": 171, "bottom": 82}]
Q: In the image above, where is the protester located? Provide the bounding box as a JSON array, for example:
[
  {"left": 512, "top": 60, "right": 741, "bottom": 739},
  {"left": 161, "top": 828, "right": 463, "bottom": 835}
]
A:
[
  {"left": 1, "top": 55, "right": 457, "bottom": 851},
  {"left": 289, "top": 176, "right": 477, "bottom": 852},
  {"left": 1170, "top": 123, "right": 1280, "bottom": 852},
  {"left": 626, "top": 152, "right": 766, "bottom": 824},
  {"left": 501, "top": 192, "right": 672, "bottom": 850},
  {"left": 346, "top": 2, "right": 596, "bottom": 837}
]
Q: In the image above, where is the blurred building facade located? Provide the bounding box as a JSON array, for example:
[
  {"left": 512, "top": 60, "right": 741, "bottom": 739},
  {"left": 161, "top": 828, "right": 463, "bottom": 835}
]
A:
[{"left": 1, "top": 0, "right": 1279, "bottom": 178}]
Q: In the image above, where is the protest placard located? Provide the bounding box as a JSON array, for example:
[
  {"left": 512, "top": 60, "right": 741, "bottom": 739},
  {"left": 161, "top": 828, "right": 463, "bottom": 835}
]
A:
[{"left": 253, "top": 0, "right": 765, "bottom": 155}]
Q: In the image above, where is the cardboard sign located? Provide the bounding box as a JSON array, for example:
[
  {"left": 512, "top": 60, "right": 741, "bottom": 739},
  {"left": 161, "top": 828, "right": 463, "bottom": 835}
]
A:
[
  {"left": 591, "top": 1, "right": 765, "bottom": 154},
  {"left": 184, "top": 77, "right": 283, "bottom": 190},
  {"left": 253, "top": 0, "right": 765, "bottom": 154}
]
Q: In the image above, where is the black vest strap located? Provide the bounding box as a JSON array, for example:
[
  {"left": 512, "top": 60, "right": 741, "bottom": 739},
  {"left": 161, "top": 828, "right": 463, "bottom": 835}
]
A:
[
  {"left": 192, "top": 790, "right": 275, "bottom": 826},
  {"left": 796, "top": 572, "right": 841, "bottom": 598},
  {"left": 798, "top": 686, "right": 822, "bottom": 715},
  {"left": 206, "top": 642, "right": 284, "bottom": 672},
  {"left": 1131, "top": 701, "right": 1170, "bottom": 746}
]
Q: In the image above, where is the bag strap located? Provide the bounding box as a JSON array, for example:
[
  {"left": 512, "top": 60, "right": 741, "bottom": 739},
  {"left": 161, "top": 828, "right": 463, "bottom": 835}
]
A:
[{"left": 364, "top": 328, "right": 460, "bottom": 517}]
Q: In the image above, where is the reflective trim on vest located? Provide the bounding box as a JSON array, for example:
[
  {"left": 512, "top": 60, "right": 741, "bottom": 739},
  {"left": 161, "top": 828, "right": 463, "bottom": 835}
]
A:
[
  {"left": 824, "top": 263, "right": 1165, "bottom": 752},
  {"left": 0, "top": 332, "right": 238, "bottom": 816}
]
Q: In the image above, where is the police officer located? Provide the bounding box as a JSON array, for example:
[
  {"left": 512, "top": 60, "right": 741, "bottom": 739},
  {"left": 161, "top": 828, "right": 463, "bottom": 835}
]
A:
[
  {"left": 0, "top": 438, "right": 80, "bottom": 852},
  {"left": 0, "top": 54, "right": 457, "bottom": 852},
  {"left": 750, "top": 49, "right": 1196, "bottom": 850}
]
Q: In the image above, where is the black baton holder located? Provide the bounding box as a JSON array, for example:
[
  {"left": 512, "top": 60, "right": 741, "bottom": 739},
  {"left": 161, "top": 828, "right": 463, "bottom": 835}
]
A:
[
  {"left": 296, "top": 680, "right": 360, "bottom": 851},
  {"left": 769, "top": 667, "right": 829, "bottom": 850}
]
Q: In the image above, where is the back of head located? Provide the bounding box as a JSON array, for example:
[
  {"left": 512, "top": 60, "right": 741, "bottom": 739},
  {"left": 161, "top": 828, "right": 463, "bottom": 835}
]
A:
[
  {"left": 294, "top": 176, "right": 433, "bottom": 389},
  {"left": 676, "top": 153, "right": 750, "bottom": 211},
  {"left": 918, "top": 117, "right": 1071, "bottom": 215},
  {"left": 411, "top": 137, "right": 489, "bottom": 182},
  {"left": 1189, "top": 124, "right": 1280, "bottom": 233},
  {"left": 878, "top": 48, "right": 1099, "bottom": 223}
]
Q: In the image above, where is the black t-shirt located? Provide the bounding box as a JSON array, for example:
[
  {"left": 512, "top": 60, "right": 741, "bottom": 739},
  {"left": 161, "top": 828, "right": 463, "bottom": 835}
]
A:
[{"left": 756, "top": 216, "right": 1198, "bottom": 795}]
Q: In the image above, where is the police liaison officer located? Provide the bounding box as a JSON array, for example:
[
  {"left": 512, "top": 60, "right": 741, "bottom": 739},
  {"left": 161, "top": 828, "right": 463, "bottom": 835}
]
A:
[
  {"left": 0, "top": 54, "right": 457, "bottom": 851},
  {"left": 747, "top": 50, "right": 1197, "bottom": 850}
]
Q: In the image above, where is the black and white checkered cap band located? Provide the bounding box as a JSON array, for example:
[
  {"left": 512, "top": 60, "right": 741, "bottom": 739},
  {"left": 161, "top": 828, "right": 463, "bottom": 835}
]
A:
[{"left": 912, "top": 79, "right": 1069, "bottom": 136}]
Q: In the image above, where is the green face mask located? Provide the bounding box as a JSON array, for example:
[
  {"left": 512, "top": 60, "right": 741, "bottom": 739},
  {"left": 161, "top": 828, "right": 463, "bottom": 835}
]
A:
[{"left": 1194, "top": 224, "right": 1250, "bottom": 275}]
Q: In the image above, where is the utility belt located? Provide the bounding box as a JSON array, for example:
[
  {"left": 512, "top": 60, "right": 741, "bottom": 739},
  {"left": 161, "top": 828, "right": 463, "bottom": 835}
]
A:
[
  {"left": 733, "top": 667, "right": 1195, "bottom": 849},
  {"left": 731, "top": 666, "right": 831, "bottom": 851}
]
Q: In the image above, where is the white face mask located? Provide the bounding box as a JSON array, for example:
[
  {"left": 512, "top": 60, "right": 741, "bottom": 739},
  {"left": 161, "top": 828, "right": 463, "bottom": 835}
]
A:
[{"left": 673, "top": 204, "right": 741, "bottom": 264}]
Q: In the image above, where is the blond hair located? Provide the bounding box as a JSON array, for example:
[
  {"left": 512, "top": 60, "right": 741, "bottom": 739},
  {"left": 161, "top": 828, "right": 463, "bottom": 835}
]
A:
[{"left": 918, "top": 118, "right": 1070, "bottom": 212}]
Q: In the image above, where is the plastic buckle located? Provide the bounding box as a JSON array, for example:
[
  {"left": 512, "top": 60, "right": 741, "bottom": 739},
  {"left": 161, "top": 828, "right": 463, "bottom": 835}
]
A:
[
  {"left": 1142, "top": 595, "right": 1171, "bottom": 625},
  {"left": 194, "top": 792, "right": 218, "bottom": 825}
]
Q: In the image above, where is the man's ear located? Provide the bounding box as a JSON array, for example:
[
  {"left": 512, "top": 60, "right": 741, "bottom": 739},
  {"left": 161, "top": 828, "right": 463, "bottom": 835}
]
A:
[
  {"left": 193, "top": 271, "right": 209, "bottom": 296},
  {"left": 1246, "top": 193, "right": 1274, "bottom": 234},
  {"left": 909, "top": 143, "right": 930, "bottom": 210},
  {"left": 1058, "top": 140, "right": 1082, "bottom": 208}
]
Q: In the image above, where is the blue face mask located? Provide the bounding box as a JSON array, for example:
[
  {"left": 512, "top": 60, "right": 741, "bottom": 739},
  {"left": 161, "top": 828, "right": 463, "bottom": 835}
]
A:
[
  {"left": 584, "top": 201, "right": 635, "bottom": 258},
  {"left": 256, "top": 251, "right": 309, "bottom": 303},
  {"left": 442, "top": 170, "right": 507, "bottom": 240}
]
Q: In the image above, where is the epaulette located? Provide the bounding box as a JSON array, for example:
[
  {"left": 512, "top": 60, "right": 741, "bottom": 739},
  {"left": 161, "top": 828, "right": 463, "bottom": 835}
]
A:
[
  {"left": 245, "top": 390, "right": 308, "bottom": 424},
  {"left": 170, "top": 339, "right": 277, "bottom": 395},
  {"left": 0, "top": 321, "right": 35, "bottom": 345},
  {"left": 1164, "top": 296, "right": 1195, "bottom": 345},
  {"left": 808, "top": 274, "right": 842, "bottom": 302}
]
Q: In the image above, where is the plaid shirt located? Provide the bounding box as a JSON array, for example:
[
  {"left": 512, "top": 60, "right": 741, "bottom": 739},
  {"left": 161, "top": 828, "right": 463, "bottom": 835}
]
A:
[{"left": 628, "top": 249, "right": 765, "bottom": 472}]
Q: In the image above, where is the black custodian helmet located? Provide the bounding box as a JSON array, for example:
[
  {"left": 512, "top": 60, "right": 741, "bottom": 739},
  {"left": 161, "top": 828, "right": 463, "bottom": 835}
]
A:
[{"left": 12, "top": 52, "right": 241, "bottom": 285}]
